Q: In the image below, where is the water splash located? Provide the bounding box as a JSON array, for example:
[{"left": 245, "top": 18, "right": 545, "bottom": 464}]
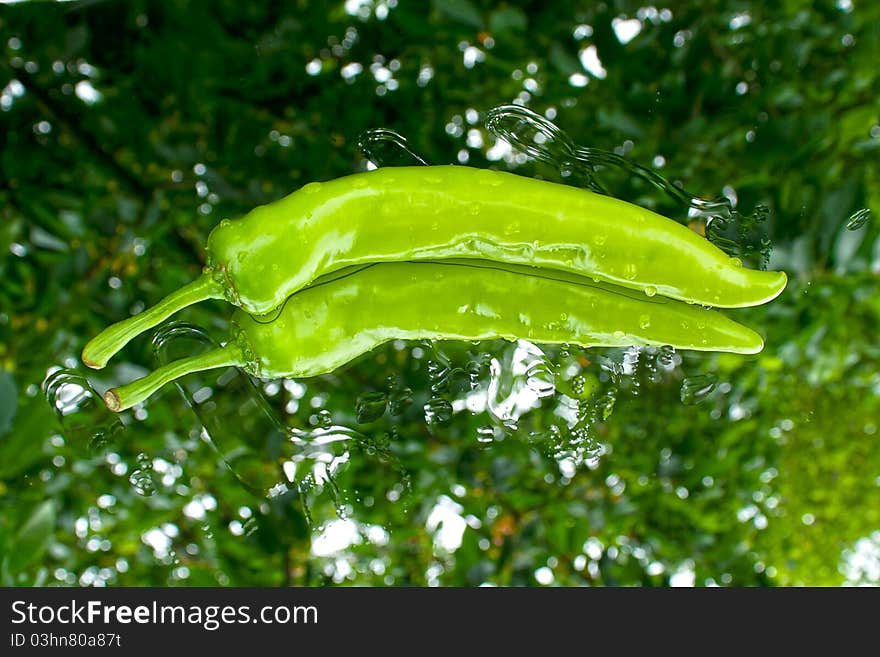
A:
[
  {"left": 43, "top": 369, "right": 125, "bottom": 452},
  {"left": 485, "top": 104, "right": 772, "bottom": 265},
  {"left": 300, "top": 110, "right": 742, "bottom": 481},
  {"left": 151, "top": 322, "right": 411, "bottom": 520},
  {"left": 358, "top": 128, "right": 429, "bottom": 167},
  {"left": 486, "top": 104, "right": 723, "bottom": 208},
  {"left": 152, "top": 322, "right": 286, "bottom": 497},
  {"left": 486, "top": 340, "right": 555, "bottom": 428},
  {"left": 359, "top": 105, "right": 771, "bottom": 265}
]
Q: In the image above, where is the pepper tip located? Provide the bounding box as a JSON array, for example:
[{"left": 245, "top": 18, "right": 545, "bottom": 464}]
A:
[{"left": 81, "top": 341, "right": 106, "bottom": 370}]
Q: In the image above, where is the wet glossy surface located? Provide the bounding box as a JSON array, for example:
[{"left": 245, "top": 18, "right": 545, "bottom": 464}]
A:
[
  {"left": 210, "top": 165, "right": 787, "bottom": 313},
  {"left": 237, "top": 260, "right": 764, "bottom": 380}
]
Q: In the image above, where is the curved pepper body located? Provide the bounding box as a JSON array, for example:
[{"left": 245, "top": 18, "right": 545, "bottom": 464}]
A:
[
  {"left": 209, "top": 165, "right": 786, "bottom": 313},
  {"left": 236, "top": 260, "right": 763, "bottom": 379},
  {"left": 105, "top": 260, "right": 764, "bottom": 411},
  {"left": 84, "top": 165, "right": 787, "bottom": 370}
]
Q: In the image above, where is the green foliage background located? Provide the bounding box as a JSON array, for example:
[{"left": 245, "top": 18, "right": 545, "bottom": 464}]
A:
[{"left": 0, "top": 0, "right": 878, "bottom": 586}]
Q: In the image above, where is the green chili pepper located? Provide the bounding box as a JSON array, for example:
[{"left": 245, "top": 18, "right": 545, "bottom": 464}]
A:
[
  {"left": 103, "top": 260, "right": 765, "bottom": 412},
  {"left": 82, "top": 166, "right": 786, "bottom": 369}
]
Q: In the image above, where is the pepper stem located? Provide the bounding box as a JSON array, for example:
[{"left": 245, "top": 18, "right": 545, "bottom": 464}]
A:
[
  {"left": 82, "top": 273, "right": 225, "bottom": 369},
  {"left": 104, "top": 343, "right": 244, "bottom": 412}
]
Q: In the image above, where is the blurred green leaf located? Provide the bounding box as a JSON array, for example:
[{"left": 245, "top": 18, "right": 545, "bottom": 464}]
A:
[
  {"left": 431, "top": 0, "right": 483, "bottom": 29},
  {"left": 489, "top": 8, "right": 527, "bottom": 35},
  {"left": 5, "top": 501, "right": 56, "bottom": 575},
  {"left": 0, "top": 372, "right": 17, "bottom": 437},
  {"left": 597, "top": 108, "right": 645, "bottom": 138},
  {"left": 0, "top": 395, "right": 51, "bottom": 479},
  {"left": 549, "top": 43, "right": 581, "bottom": 75}
]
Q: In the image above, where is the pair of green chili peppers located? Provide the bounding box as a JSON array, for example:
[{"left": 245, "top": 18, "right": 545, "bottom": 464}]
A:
[{"left": 82, "top": 165, "right": 787, "bottom": 411}]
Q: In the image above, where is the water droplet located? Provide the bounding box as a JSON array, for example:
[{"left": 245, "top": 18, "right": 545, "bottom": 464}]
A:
[
  {"left": 680, "top": 374, "right": 717, "bottom": 405},
  {"left": 43, "top": 369, "right": 125, "bottom": 452},
  {"left": 594, "top": 234, "right": 607, "bottom": 246},
  {"left": 729, "top": 257, "right": 743, "bottom": 267},
  {"left": 644, "top": 285, "right": 657, "bottom": 297},
  {"left": 566, "top": 373, "right": 599, "bottom": 401},
  {"left": 476, "top": 426, "right": 495, "bottom": 443},
  {"left": 357, "top": 127, "right": 430, "bottom": 167},
  {"left": 612, "top": 330, "right": 626, "bottom": 340},
  {"left": 846, "top": 208, "right": 871, "bottom": 230},
  {"left": 302, "top": 182, "right": 322, "bottom": 194},
  {"left": 656, "top": 345, "right": 677, "bottom": 369},
  {"left": 623, "top": 263, "right": 638, "bottom": 280},
  {"left": 639, "top": 314, "right": 651, "bottom": 329},
  {"left": 356, "top": 392, "right": 387, "bottom": 423},
  {"left": 424, "top": 397, "right": 453, "bottom": 426},
  {"left": 130, "top": 453, "right": 156, "bottom": 496},
  {"left": 317, "top": 409, "right": 333, "bottom": 429},
  {"left": 389, "top": 387, "right": 413, "bottom": 415},
  {"left": 598, "top": 389, "right": 617, "bottom": 420}
]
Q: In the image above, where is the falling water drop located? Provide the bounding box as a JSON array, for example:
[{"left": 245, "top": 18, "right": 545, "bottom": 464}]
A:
[
  {"left": 356, "top": 391, "right": 387, "bottom": 423},
  {"left": 316, "top": 409, "right": 334, "bottom": 429},
  {"left": 129, "top": 452, "right": 156, "bottom": 496},
  {"left": 357, "top": 127, "right": 430, "bottom": 167},
  {"left": 680, "top": 374, "right": 718, "bottom": 405},
  {"left": 388, "top": 387, "right": 413, "bottom": 416},
  {"left": 424, "top": 397, "right": 454, "bottom": 426},
  {"left": 476, "top": 426, "right": 494, "bottom": 443},
  {"left": 846, "top": 208, "right": 871, "bottom": 231},
  {"left": 656, "top": 346, "right": 677, "bottom": 370},
  {"left": 43, "top": 369, "right": 125, "bottom": 452},
  {"left": 487, "top": 341, "right": 555, "bottom": 426}
]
